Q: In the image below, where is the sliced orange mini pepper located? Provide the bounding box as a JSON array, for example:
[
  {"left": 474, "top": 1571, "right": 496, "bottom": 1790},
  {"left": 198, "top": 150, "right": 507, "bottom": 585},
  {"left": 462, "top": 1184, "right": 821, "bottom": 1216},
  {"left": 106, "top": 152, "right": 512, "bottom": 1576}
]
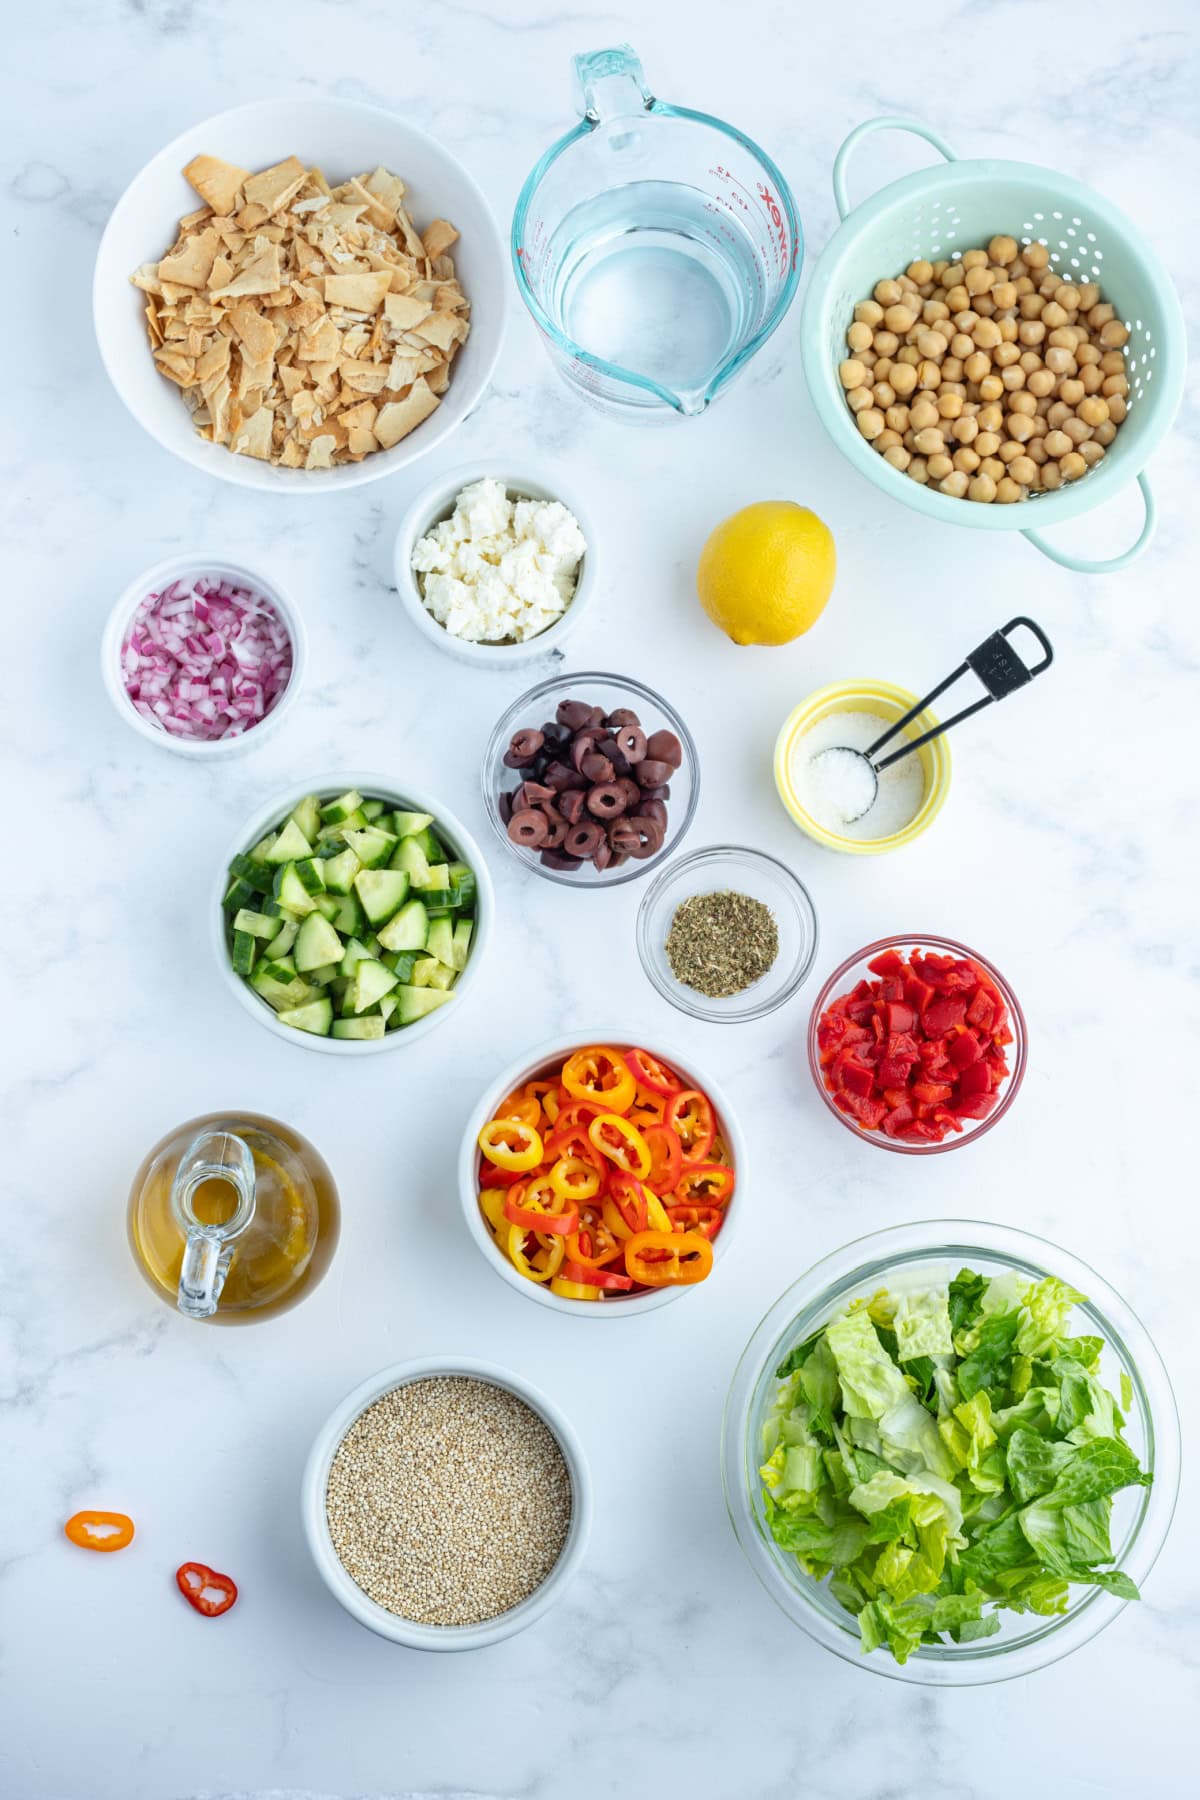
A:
[
  {"left": 587, "top": 1112, "right": 652, "bottom": 1179},
  {"left": 624, "top": 1228, "right": 714, "bottom": 1287},
  {"left": 492, "top": 1094, "right": 541, "bottom": 1130},
  {"left": 672, "top": 1163, "right": 736, "bottom": 1206},
  {"left": 478, "top": 1116, "right": 543, "bottom": 1172},
  {"left": 561, "top": 1047, "right": 636, "bottom": 1115},
  {"left": 502, "top": 1180, "right": 578, "bottom": 1236},
  {"left": 64, "top": 1510, "right": 135, "bottom": 1552},
  {"left": 665, "top": 1089, "right": 716, "bottom": 1163}
]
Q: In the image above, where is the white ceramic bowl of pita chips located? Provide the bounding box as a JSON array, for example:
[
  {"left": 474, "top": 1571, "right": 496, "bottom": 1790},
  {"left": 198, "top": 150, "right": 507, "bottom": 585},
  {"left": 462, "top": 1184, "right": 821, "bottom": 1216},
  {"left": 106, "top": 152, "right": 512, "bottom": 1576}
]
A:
[{"left": 93, "top": 98, "right": 506, "bottom": 493}]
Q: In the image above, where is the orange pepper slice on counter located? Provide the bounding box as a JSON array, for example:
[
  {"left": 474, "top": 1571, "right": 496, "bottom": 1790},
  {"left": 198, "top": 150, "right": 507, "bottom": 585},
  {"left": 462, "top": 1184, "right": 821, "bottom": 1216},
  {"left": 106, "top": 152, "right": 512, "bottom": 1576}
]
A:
[{"left": 64, "top": 1510, "right": 135, "bottom": 1552}]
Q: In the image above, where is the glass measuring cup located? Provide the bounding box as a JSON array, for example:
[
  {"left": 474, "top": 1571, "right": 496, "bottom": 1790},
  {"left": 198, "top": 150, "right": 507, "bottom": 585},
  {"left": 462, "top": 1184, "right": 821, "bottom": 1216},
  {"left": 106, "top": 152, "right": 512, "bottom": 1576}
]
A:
[{"left": 512, "top": 46, "right": 802, "bottom": 419}]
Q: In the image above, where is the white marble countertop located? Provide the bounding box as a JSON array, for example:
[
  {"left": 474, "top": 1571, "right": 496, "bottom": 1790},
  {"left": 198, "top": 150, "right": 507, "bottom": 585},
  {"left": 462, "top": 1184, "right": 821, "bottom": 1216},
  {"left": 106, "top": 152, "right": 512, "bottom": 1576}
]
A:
[{"left": 4, "top": 1, "right": 1197, "bottom": 1795}]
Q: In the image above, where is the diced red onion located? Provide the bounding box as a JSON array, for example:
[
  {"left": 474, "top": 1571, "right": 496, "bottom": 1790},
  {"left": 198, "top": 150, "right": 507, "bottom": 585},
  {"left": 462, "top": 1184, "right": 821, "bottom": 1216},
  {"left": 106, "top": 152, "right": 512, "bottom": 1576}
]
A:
[{"left": 120, "top": 575, "right": 293, "bottom": 742}]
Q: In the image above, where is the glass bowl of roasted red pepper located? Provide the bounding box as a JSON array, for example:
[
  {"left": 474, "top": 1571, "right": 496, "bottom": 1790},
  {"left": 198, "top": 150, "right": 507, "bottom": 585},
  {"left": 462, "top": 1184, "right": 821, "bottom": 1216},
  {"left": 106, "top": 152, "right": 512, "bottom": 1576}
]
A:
[
  {"left": 459, "top": 1035, "right": 745, "bottom": 1311},
  {"left": 808, "top": 936, "right": 1027, "bottom": 1152}
]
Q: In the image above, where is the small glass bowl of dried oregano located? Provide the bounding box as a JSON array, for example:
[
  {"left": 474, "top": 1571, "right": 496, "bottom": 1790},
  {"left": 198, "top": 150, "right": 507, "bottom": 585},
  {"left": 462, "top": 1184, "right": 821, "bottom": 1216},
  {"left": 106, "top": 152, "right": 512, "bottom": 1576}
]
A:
[{"left": 636, "top": 845, "right": 819, "bottom": 1022}]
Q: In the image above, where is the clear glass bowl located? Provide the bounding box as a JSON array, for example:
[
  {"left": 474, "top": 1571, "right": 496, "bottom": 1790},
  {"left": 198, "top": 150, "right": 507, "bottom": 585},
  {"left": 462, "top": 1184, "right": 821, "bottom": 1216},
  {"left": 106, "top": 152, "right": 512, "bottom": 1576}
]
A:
[
  {"left": 482, "top": 671, "right": 699, "bottom": 888},
  {"left": 807, "top": 933, "right": 1026, "bottom": 1154},
  {"left": 636, "top": 846, "right": 819, "bottom": 1022},
  {"left": 721, "top": 1220, "right": 1181, "bottom": 1686}
]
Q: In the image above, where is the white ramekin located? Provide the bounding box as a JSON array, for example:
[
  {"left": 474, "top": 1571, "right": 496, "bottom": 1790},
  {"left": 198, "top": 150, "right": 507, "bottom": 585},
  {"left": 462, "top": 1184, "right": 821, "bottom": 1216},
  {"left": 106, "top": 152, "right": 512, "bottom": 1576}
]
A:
[
  {"left": 393, "top": 464, "right": 596, "bottom": 667},
  {"left": 211, "top": 772, "right": 493, "bottom": 1054},
  {"left": 101, "top": 553, "right": 306, "bottom": 759},
  {"left": 459, "top": 1031, "right": 746, "bottom": 1315},
  {"left": 301, "top": 1356, "right": 592, "bottom": 1650}
]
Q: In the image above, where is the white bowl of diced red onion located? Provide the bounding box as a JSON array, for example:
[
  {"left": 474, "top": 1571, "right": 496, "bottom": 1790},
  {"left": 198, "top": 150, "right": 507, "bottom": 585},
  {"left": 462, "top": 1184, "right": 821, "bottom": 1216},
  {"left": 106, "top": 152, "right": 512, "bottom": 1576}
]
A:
[{"left": 101, "top": 553, "right": 306, "bottom": 758}]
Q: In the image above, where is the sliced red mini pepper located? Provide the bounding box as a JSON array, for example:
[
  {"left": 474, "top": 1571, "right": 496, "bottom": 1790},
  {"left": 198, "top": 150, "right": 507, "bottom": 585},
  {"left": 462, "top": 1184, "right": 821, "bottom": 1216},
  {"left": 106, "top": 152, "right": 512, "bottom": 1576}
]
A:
[
  {"left": 561, "top": 1260, "right": 634, "bottom": 1291},
  {"left": 64, "top": 1510, "right": 135, "bottom": 1552},
  {"left": 605, "top": 1172, "right": 649, "bottom": 1235},
  {"left": 623, "top": 1048, "right": 682, "bottom": 1097},
  {"left": 176, "top": 1562, "right": 238, "bottom": 1617},
  {"left": 664, "top": 1089, "right": 716, "bottom": 1163},
  {"left": 587, "top": 1112, "right": 652, "bottom": 1179},
  {"left": 503, "top": 1184, "right": 579, "bottom": 1236}
]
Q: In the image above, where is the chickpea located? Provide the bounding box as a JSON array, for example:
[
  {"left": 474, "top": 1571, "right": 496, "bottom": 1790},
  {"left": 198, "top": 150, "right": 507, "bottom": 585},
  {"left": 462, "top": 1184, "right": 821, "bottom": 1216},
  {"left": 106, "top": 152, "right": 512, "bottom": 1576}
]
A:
[
  {"left": 1001, "top": 365, "right": 1027, "bottom": 392},
  {"left": 1029, "top": 438, "right": 1049, "bottom": 463},
  {"left": 954, "top": 310, "right": 980, "bottom": 334},
  {"left": 855, "top": 299, "right": 884, "bottom": 326},
  {"left": 1102, "top": 374, "right": 1129, "bottom": 399},
  {"left": 942, "top": 356, "right": 965, "bottom": 382},
  {"left": 897, "top": 274, "right": 919, "bottom": 293},
  {"left": 974, "top": 430, "right": 1001, "bottom": 457},
  {"left": 1046, "top": 400, "right": 1071, "bottom": 429},
  {"left": 998, "top": 316, "right": 1020, "bottom": 342},
  {"left": 873, "top": 330, "right": 900, "bottom": 357},
  {"left": 926, "top": 452, "right": 954, "bottom": 480},
  {"left": 1027, "top": 367, "right": 1056, "bottom": 398},
  {"left": 938, "top": 391, "right": 964, "bottom": 419},
  {"left": 1019, "top": 293, "right": 1045, "bottom": 319},
  {"left": 1099, "top": 349, "right": 1126, "bottom": 376},
  {"left": 994, "top": 343, "right": 1022, "bottom": 370},
  {"left": 1009, "top": 390, "right": 1037, "bottom": 416},
  {"left": 1044, "top": 429, "right": 1072, "bottom": 457},
  {"left": 1087, "top": 302, "right": 1115, "bottom": 329},
  {"left": 1080, "top": 363, "right": 1104, "bottom": 395},
  {"left": 883, "top": 443, "right": 912, "bottom": 471},
  {"left": 1024, "top": 241, "right": 1050, "bottom": 270},
  {"left": 1099, "top": 319, "right": 1130, "bottom": 349},
  {"left": 1058, "top": 378, "right": 1086, "bottom": 407},
  {"left": 1018, "top": 319, "right": 1046, "bottom": 347},
  {"left": 1045, "top": 346, "right": 1076, "bottom": 376},
  {"left": 953, "top": 446, "right": 981, "bottom": 474},
  {"left": 966, "top": 472, "right": 996, "bottom": 502},
  {"left": 971, "top": 318, "right": 1002, "bottom": 351},
  {"left": 977, "top": 401, "right": 1004, "bottom": 430},
  {"left": 883, "top": 303, "right": 917, "bottom": 333},
  {"left": 873, "top": 382, "right": 897, "bottom": 408},
  {"left": 1076, "top": 342, "right": 1101, "bottom": 367},
  {"left": 974, "top": 295, "right": 997, "bottom": 318},
  {"left": 1059, "top": 451, "right": 1087, "bottom": 481},
  {"left": 922, "top": 299, "right": 951, "bottom": 324},
  {"left": 953, "top": 415, "right": 979, "bottom": 445},
  {"left": 1046, "top": 326, "right": 1081, "bottom": 352},
  {"left": 1053, "top": 283, "right": 1081, "bottom": 311},
  {"left": 939, "top": 470, "right": 970, "bottom": 498},
  {"left": 940, "top": 263, "right": 966, "bottom": 288},
  {"left": 946, "top": 332, "right": 972, "bottom": 360},
  {"left": 890, "top": 362, "right": 918, "bottom": 397},
  {"left": 1079, "top": 439, "right": 1106, "bottom": 467},
  {"left": 846, "top": 320, "right": 874, "bottom": 353},
  {"left": 913, "top": 426, "right": 946, "bottom": 455},
  {"left": 918, "top": 358, "right": 943, "bottom": 389},
  {"left": 875, "top": 428, "right": 902, "bottom": 451},
  {"left": 1040, "top": 462, "right": 1063, "bottom": 490},
  {"left": 946, "top": 284, "right": 971, "bottom": 313},
  {"left": 874, "top": 357, "right": 894, "bottom": 382},
  {"left": 886, "top": 404, "right": 911, "bottom": 433},
  {"left": 979, "top": 455, "right": 1005, "bottom": 481},
  {"left": 1009, "top": 454, "right": 1038, "bottom": 485},
  {"left": 857, "top": 408, "right": 886, "bottom": 440},
  {"left": 848, "top": 385, "right": 875, "bottom": 414},
  {"left": 1039, "top": 301, "right": 1067, "bottom": 330},
  {"left": 839, "top": 359, "right": 868, "bottom": 390},
  {"left": 966, "top": 264, "right": 994, "bottom": 295},
  {"left": 978, "top": 374, "right": 1005, "bottom": 402},
  {"left": 907, "top": 456, "right": 930, "bottom": 484},
  {"left": 1013, "top": 275, "right": 1035, "bottom": 296},
  {"left": 1064, "top": 415, "right": 1094, "bottom": 445},
  {"left": 964, "top": 351, "right": 991, "bottom": 384},
  {"left": 1094, "top": 420, "right": 1118, "bottom": 445},
  {"left": 991, "top": 281, "right": 1018, "bottom": 310},
  {"left": 987, "top": 234, "right": 1018, "bottom": 265},
  {"left": 874, "top": 278, "right": 902, "bottom": 306},
  {"left": 1028, "top": 413, "right": 1048, "bottom": 437},
  {"left": 916, "top": 328, "right": 946, "bottom": 360},
  {"left": 910, "top": 397, "right": 939, "bottom": 430},
  {"left": 895, "top": 344, "right": 921, "bottom": 366},
  {"left": 1006, "top": 412, "right": 1036, "bottom": 441},
  {"left": 1076, "top": 283, "right": 1100, "bottom": 310},
  {"left": 907, "top": 259, "right": 934, "bottom": 285}
]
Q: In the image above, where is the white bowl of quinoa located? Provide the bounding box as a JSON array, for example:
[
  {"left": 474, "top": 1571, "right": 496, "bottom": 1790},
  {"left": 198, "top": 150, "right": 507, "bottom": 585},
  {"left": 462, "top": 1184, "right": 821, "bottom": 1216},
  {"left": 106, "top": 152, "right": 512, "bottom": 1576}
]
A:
[{"left": 301, "top": 1356, "right": 592, "bottom": 1649}]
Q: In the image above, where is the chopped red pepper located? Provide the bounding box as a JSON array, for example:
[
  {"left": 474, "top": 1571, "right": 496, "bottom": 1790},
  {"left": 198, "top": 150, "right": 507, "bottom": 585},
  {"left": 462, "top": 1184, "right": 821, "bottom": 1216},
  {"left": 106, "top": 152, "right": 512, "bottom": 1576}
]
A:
[{"left": 176, "top": 1562, "right": 238, "bottom": 1617}]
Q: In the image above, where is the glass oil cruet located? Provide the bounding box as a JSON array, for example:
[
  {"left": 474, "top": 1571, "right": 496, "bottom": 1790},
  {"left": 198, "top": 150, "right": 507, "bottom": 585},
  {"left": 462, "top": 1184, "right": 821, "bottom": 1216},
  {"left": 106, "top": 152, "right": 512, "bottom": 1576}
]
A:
[{"left": 127, "top": 1112, "right": 339, "bottom": 1324}]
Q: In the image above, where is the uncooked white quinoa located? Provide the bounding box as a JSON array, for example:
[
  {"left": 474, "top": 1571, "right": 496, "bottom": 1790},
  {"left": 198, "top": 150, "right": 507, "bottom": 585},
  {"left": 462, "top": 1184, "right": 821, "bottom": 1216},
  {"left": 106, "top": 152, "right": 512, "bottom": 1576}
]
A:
[{"left": 325, "top": 1375, "right": 572, "bottom": 1626}]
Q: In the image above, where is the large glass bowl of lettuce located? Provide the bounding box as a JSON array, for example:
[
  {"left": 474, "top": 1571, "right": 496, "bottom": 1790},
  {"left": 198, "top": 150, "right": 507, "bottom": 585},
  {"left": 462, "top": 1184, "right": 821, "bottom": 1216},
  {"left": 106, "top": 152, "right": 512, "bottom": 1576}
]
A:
[{"left": 721, "top": 1220, "right": 1179, "bottom": 1684}]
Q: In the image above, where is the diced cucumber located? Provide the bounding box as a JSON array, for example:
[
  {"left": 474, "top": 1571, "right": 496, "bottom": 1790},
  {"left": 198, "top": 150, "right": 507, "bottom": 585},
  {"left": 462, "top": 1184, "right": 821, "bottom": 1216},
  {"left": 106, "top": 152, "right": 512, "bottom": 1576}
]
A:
[
  {"left": 426, "top": 962, "right": 456, "bottom": 991},
  {"left": 381, "top": 949, "right": 419, "bottom": 981},
  {"left": 273, "top": 863, "right": 318, "bottom": 917},
  {"left": 416, "top": 862, "right": 450, "bottom": 892},
  {"left": 314, "top": 892, "right": 341, "bottom": 922},
  {"left": 248, "top": 831, "right": 277, "bottom": 864},
  {"left": 410, "top": 955, "right": 440, "bottom": 989},
  {"left": 378, "top": 992, "right": 399, "bottom": 1022},
  {"left": 426, "top": 917, "right": 456, "bottom": 968},
  {"left": 294, "top": 856, "right": 327, "bottom": 894},
  {"left": 319, "top": 789, "right": 364, "bottom": 825},
  {"left": 322, "top": 847, "right": 361, "bottom": 895},
  {"left": 354, "top": 868, "right": 410, "bottom": 925},
  {"left": 448, "top": 863, "right": 477, "bottom": 910},
  {"left": 361, "top": 799, "right": 387, "bottom": 822},
  {"left": 332, "top": 1015, "right": 386, "bottom": 1040},
  {"left": 451, "top": 918, "right": 473, "bottom": 971},
  {"left": 418, "top": 888, "right": 455, "bottom": 910},
  {"left": 392, "top": 985, "right": 453, "bottom": 1025},
  {"left": 289, "top": 794, "right": 322, "bottom": 845},
  {"left": 295, "top": 911, "right": 345, "bottom": 972},
  {"left": 344, "top": 825, "right": 397, "bottom": 869},
  {"left": 231, "top": 854, "right": 274, "bottom": 895},
  {"left": 278, "top": 996, "right": 333, "bottom": 1036},
  {"left": 391, "top": 837, "right": 430, "bottom": 885},
  {"left": 352, "top": 957, "right": 399, "bottom": 1014},
  {"left": 223, "top": 876, "right": 256, "bottom": 913},
  {"left": 233, "top": 908, "right": 278, "bottom": 939},
  {"left": 250, "top": 968, "right": 316, "bottom": 1011},
  {"left": 377, "top": 898, "right": 428, "bottom": 953},
  {"left": 261, "top": 955, "right": 297, "bottom": 979},
  {"left": 391, "top": 810, "right": 434, "bottom": 838},
  {"left": 308, "top": 962, "right": 342, "bottom": 986},
  {"left": 329, "top": 891, "right": 364, "bottom": 937},
  {"left": 231, "top": 930, "right": 257, "bottom": 975},
  {"left": 339, "top": 936, "right": 374, "bottom": 977},
  {"left": 264, "top": 818, "right": 314, "bottom": 864},
  {"left": 265, "top": 918, "right": 298, "bottom": 959},
  {"left": 409, "top": 825, "right": 444, "bottom": 863},
  {"left": 317, "top": 811, "right": 367, "bottom": 841}
]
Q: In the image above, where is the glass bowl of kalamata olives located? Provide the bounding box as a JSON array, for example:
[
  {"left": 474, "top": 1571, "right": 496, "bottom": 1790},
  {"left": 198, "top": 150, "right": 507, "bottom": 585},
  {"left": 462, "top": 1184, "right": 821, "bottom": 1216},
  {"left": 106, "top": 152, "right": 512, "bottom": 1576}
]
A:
[{"left": 482, "top": 672, "right": 700, "bottom": 887}]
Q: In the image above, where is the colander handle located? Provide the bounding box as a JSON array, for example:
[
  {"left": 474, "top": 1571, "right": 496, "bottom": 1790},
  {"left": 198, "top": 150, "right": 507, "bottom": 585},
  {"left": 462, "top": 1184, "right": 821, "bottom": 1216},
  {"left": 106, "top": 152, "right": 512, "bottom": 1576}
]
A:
[
  {"left": 833, "top": 118, "right": 959, "bottom": 221},
  {"left": 1020, "top": 472, "right": 1156, "bottom": 574}
]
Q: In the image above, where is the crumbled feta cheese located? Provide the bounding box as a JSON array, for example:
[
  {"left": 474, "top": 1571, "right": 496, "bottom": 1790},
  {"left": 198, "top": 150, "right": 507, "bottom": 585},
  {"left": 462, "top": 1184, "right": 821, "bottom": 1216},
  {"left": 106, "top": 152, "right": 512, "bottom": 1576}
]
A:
[{"left": 412, "top": 478, "right": 586, "bottom": 644}]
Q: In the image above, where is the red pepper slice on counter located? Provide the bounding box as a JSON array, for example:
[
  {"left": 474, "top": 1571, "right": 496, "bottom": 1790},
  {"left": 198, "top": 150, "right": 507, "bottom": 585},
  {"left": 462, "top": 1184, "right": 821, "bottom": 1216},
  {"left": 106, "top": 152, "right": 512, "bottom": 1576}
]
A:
[
  {"left": 623, "top": 1048, "right": 682, "bottom": 1097},
  {"left": 672, "top": 1162, "right": 736, "bottom": 1206},
  {"left": 665, "top": 1089, "right": 716, "bottom": 1163},
  {"left": 64, "top": 1510, "right": 135, "bottom": 1552},
  {"left": 176, "top": 1562, "right": 238, "bottom": 1617}
]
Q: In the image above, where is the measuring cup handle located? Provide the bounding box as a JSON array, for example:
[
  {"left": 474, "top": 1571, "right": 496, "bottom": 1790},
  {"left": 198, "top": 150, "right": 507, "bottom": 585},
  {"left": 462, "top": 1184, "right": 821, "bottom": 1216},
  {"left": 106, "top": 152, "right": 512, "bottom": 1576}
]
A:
[
  {"left": 574, "top": 45, "right": 654, "bottom": 123},
  {"left": 832, "top": 117, "right": 959, "bottom": 221},
  {"left": 1020, "top": 471, "right": 1156, "bottom": 574}
]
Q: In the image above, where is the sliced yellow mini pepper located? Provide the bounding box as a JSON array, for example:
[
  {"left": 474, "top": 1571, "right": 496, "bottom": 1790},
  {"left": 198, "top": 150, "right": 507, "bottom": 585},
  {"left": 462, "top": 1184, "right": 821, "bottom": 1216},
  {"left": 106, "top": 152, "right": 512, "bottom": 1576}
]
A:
[{"left": 478, "top": 1116, "right": 543, "bottom": 1172}]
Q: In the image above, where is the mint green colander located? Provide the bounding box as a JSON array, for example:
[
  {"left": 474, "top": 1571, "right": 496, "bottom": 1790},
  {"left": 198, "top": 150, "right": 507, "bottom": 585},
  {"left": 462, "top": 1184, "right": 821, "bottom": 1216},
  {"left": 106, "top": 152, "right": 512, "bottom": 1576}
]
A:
[{"left": 801, "top": 119, "right": 1186, "bottom": 573}]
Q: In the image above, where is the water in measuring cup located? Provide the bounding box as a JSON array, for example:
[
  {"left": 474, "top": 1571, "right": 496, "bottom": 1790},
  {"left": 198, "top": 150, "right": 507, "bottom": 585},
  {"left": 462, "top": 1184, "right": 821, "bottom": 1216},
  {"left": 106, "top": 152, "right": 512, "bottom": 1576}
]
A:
[{"left": 545, "top": 183, "right": 757, "bottom": 399}]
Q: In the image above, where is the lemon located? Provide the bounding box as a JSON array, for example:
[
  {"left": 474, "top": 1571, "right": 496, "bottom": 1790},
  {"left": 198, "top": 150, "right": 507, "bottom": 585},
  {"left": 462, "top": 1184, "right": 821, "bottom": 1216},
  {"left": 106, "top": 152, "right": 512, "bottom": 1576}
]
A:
[{"left": 696, "top": 501, "right": 836, "bottom": 646}]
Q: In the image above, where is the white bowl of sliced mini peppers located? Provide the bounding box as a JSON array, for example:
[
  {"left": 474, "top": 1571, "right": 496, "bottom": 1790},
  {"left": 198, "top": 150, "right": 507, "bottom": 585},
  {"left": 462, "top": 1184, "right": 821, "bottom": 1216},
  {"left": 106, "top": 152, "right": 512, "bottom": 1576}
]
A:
[{"left": 459, "top": 1034, "right": 745, "bottom": 1314}]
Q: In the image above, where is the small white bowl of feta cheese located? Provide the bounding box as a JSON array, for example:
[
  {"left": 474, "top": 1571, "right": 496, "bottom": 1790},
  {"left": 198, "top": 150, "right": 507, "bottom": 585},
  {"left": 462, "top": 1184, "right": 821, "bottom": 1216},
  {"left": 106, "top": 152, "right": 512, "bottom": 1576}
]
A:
[{"left": 394, "top": 467, "right": 594, "bottom": 665}]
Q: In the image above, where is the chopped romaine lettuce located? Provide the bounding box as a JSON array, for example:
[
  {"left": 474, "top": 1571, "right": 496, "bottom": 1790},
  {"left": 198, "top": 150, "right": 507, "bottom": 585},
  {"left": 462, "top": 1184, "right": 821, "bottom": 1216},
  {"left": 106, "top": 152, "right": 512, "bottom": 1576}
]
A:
[{"left": 759, "top": 1267, "right": 1151, "bottom": 1664}]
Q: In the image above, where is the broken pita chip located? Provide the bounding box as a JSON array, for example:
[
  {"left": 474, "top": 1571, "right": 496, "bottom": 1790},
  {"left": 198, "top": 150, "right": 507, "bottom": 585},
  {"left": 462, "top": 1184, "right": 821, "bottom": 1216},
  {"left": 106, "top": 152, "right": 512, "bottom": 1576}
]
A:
[
  {"left": 412, "top": 310, "right": 466, "bottom": 353},
  {"left": 228, "top": 299, "right": 276, "bottom": 363},
  {"left": 383, "top": 292, "right": 432, "bottom": 331},
  {"left": 243, "top": 155, "right": 308, "bottom": 216},
  {"left": 232, "top": 407, "right": 275, "bottom": 460},
  {"left": 374, "top": 377, "right": 440, "bottom": 449},
  {"left": 421, "top": 219, "right": 459, "bottom": 260},
  {"left": 305, "top": 434, "right": 337, "bottom": 470},
  {"left": 323, "top": 271, "right": 392, "bottom": 312},
  {"left": 158, "top": 225, "right": 220, "bottom": 290},
  {"left": 209, "top": 241, "right": 282, "bottom": 299},
  {"left": 184, "top": 154, "right": 249, "bottom": 215}
]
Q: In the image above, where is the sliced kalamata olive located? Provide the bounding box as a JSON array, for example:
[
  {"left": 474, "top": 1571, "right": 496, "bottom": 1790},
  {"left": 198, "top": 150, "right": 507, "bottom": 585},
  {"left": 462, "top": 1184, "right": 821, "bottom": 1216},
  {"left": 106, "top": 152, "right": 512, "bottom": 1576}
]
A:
[
  {"left": 565, "top": 820, "right": 602, "bottom": 858},
  {"left": 542, "top": 808, "right": 570, "bottom": 848},
  {"left": 502, "top": 748, "right": 529, "bottom": 770},
  {"left": 509, "top": 727, "right": 545, "bottom": 762},
  {"left": 569, "top": 728, "right": 605, "bottom": 770},
  {"left": 557, "top": 699, "right": 593, "bottom": 731},
  {"left": 639, "top": 783, "right": 670, "bottom": 801},
  {"left": 605, "top": 707, "right": 640, "bottom": 730},
  {"left": 587, "top": 705, "right": 606, "bottom": 727},
  {"left": 645, "top": 729, "right": 683, "bottom": 768},
  {"left": 618, "top": 776, "right": 642, "bottom": 809},
  {"left": 608, "top": 850, "right": 630, "bottom": 868},
  {"left": 592, "top": 836, "right": 612, "bottom": 871},
  {"left": 636, "top": 758, "right": 673, "bottom": 787},
  {"left": 544, "top": 760, "right": 579, "bottom": 792},
  {"left": 607, "top": 746, "right": 631, "bottom": 778},
  {"left": 509, "top": 809, "right": 548, "bottom": 847},
  {"left": 640, "top": 798, "right": 667, "bottom": 830},
  {"left": 587, "top": 782, "right": 627, "bottom": 818},
  {"left": 615, "top": 725, "right": 647, "bottom": 762},
  {"left": 522, "top": 780, "right": 555, "bottom": 805},
  {"left": 541, "top": 720, "right": 570, "bottom": 746},
  {"left": 629, "top": 815, "right": 665, "bottom": 858},
  {"left": 541, "top": 847, "right": 583, "bottom": 871},
  {"left": 580, "top": 751, "right": 613, "bottom": 783},
  {"left": 560, "top": 787, "right": 588, "bottom": 825},
  {"left": 498, "top": 791, "right": 513, "bottom": 825}
]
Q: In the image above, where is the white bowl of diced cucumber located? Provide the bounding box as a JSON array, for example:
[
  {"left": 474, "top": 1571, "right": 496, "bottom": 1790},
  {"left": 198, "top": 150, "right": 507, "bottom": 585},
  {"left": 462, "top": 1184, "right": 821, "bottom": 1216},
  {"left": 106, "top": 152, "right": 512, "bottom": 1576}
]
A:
[{"left": 214, "top": 777, "right": 492, "bottom": 1052}]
